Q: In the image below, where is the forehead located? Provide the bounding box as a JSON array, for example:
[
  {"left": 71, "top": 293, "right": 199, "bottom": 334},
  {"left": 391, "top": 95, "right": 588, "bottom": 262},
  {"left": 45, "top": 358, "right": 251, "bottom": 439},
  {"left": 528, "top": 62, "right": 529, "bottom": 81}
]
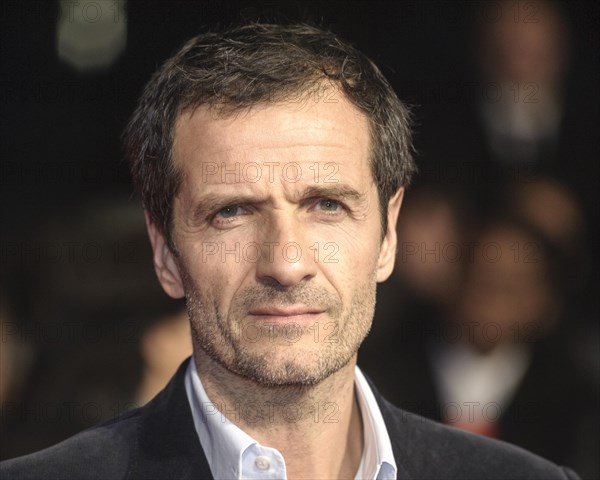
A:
[{"left": 172, "top": 96, "right": 371, "bottom": 177}]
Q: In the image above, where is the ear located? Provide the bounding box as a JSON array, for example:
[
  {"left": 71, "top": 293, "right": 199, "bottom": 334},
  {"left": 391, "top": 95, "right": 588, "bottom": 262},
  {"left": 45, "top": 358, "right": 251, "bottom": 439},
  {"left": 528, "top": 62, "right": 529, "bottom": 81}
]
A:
[
  {"left": 376, "top": 188, "right": 404, "bottom": 283},
  {"left": 144, "top": 211, "right": 185, "bottom": 299}
]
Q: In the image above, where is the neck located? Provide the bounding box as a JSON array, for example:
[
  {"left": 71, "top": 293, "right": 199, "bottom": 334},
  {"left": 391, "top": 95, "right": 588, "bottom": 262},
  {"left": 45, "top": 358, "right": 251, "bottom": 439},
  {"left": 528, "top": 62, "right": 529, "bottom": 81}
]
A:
[{"left": 194, "top": 349, "right": 363, "bottom": 480}]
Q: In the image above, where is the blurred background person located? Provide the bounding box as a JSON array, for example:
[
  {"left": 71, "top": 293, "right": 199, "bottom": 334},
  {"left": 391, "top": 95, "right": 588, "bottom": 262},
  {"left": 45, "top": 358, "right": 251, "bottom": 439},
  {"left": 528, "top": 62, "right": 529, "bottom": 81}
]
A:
[
  {"left": 362, "top": 211, "right": 599, "bottom": 479},
  {"left": 0, "top": 197, "right": 190, "bottom": 460},
  {"left": 477, "top": 0, "right": 570, "bottom": 168},
  {"left": 360, "top": 181, "right": 474, "bottom": 345},
  {"left": 507, "top": 176, "right": 586, "bottom": 256},
  {"left": 504, "top": 175, "right": 599, "bottom": 396},
  {"left": 417, "top": 0, "right": 598, "bottom": 245},
  {"left": 360, "top": 181, "right": 473, "bottom": 426},
  {"left": 437, "top": 216, "right": 598, "bottom": 478},
  {"left": 392, "top": 183, "right": 469, "bottom": 314}
]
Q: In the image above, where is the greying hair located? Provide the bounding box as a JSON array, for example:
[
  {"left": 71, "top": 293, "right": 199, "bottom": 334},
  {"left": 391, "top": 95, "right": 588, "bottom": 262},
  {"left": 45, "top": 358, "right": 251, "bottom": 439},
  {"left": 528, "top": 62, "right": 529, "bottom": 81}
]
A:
[{"left": 124, "top": 23, "right": 416, "bottom": 247}]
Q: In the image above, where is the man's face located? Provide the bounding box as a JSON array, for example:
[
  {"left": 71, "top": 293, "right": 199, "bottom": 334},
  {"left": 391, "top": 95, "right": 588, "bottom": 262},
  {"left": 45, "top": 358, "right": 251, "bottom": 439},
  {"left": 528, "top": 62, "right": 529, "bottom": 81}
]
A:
[{"left": 147, "top": 93, "right": 402, "bottom": 387}]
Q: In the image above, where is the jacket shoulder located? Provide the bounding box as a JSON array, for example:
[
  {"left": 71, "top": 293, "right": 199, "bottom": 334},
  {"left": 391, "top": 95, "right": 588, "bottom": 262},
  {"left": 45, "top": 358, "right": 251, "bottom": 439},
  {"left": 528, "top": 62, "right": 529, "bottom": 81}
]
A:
[
  {"left": 382, "top": 399, "right": 581, "bottom": 479},
  {"left": 0, "top": 408, "right": 141, "bottom": 480}
]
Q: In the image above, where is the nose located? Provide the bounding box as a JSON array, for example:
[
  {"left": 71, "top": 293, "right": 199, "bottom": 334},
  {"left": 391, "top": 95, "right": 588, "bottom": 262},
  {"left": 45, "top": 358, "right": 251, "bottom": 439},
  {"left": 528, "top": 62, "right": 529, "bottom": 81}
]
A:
[{"left": 255, "top": 214, "right": 318, "bottom": 288}]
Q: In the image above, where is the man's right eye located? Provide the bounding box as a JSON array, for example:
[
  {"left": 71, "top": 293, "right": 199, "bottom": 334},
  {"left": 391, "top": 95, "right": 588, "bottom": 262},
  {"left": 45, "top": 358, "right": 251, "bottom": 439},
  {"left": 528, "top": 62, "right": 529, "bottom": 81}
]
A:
[
  {"left": 209, "top": 205, "right": 251, "bottom": 228},
  {"left": 216, "top": 206, "right": 243, "bottom": 218}
]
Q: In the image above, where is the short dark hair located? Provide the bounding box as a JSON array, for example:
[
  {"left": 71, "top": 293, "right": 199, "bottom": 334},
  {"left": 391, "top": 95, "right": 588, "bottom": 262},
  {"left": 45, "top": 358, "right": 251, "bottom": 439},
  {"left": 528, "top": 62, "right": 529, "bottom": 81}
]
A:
[{"left": 124, "top": 23, "right": 416, "bottom": 248}]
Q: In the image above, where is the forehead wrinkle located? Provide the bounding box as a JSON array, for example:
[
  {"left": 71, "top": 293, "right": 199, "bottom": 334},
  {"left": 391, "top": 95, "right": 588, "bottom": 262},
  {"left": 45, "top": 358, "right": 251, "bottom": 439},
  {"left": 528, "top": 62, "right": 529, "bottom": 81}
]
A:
[
  {"left": 175, "top": 133, "right": 359, "bottom": 175},
  {"left": 173, "top": 99, "right": 374, "bottom": 215},
  {"left": 175, "top": 100, "right": 369, "bottom": 154},
  {"left": 198, "top": 143, "right": 357, "bottom": 162}
]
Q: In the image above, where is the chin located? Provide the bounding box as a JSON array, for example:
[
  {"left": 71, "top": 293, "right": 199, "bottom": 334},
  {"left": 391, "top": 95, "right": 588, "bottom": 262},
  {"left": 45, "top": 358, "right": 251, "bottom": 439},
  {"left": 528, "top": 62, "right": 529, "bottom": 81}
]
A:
[{"left": 228, "top": 345, "right": 355, "bottom": 388}]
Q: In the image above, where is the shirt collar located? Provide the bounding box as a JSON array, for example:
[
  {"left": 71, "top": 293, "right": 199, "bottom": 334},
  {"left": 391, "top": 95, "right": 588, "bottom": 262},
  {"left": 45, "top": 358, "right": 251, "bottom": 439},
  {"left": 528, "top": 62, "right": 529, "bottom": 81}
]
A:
[
  {"left": 185, "top": 357, "right": 397, "bottom": 480},
  {"left": 354, "top": 365, "right": 397, "bottom": 479},
  {"left": 184, "top": 358, "right": 257, "bottom": 480}
]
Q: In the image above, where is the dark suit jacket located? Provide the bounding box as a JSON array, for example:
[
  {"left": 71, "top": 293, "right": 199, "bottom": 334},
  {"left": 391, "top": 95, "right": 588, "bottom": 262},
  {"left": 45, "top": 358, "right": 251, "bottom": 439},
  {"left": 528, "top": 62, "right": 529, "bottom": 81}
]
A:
[{"left": 0, "top": 360, "right": 580, "bottom": 479}]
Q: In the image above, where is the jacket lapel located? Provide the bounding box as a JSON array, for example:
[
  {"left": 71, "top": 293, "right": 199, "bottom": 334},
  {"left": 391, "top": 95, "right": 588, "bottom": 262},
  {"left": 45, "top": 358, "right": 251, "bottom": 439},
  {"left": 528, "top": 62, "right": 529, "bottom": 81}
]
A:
[
  {"left": 131, "top": 358, "right": 214, "bottom": 480},
  {"left": 364, "top": 373, "right": 415, "bottom": 480}
]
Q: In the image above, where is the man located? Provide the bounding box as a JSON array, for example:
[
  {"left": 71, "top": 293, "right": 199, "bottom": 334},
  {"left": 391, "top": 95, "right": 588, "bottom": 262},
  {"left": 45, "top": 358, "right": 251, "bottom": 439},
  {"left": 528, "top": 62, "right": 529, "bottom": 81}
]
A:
[{"left": 0, "top": 23, "right": 581, "bottom": 479}]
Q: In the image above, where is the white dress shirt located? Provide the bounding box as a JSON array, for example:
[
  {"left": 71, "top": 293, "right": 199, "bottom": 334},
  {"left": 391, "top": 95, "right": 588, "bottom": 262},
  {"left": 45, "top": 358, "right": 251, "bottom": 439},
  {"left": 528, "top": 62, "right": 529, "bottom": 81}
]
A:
[
  {"left": 184, "top": 358, "right": 397, "bottom": 480},
  {"left": 431, "top": 342, "right": 532, "bottom": 425}
]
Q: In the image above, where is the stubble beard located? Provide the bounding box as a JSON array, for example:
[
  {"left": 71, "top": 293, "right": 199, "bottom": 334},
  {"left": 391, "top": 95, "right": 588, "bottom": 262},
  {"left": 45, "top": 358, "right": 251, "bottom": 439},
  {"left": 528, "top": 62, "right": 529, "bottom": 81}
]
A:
[{"left": 182, "top": 270, "right": 378, "bottom": 388}]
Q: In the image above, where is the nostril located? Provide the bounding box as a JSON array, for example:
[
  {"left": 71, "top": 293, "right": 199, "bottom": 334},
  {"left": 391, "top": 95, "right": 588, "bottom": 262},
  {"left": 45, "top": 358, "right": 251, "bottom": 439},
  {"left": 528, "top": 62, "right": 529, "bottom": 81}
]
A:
[{"left": 257, "top": 276, "right": 289, "bottom": 291}]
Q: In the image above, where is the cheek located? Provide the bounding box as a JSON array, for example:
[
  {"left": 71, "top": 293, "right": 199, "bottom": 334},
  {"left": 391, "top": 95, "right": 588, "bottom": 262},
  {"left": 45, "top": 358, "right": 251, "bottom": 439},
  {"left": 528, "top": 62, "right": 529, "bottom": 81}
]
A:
[
  {"left": 177, "top": 242, "right": 246, "bottom": 304},
  {"left": 319, "top": 232, "right": 379, "bottom": 298},
  {"left": 326, "top": 233, "right": 375, "bottom": 272}
]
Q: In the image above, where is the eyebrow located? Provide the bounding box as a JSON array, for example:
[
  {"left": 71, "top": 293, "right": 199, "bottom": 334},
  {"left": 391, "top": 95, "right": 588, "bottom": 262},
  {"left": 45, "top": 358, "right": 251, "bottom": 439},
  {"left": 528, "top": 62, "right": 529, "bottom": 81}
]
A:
[
  {"left": 190, "top": 184, "right": 365, "bottom": 222},
  {"left": 295, "top": 184, "right": 364, "bottom": 203}
]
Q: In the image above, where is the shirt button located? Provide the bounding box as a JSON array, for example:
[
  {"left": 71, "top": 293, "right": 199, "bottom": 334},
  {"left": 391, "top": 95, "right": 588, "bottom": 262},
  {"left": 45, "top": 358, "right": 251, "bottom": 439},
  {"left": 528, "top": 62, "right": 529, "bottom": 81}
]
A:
[{"left": 255, "top": 455, "right": 271, "bottom": 470}]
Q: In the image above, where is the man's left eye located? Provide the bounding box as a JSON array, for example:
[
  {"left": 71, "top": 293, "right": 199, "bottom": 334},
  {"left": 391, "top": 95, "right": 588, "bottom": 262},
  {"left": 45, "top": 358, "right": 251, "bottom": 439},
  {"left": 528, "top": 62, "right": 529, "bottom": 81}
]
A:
[{"left": 316, "top": 199, "right": 342, "bottom": 212}]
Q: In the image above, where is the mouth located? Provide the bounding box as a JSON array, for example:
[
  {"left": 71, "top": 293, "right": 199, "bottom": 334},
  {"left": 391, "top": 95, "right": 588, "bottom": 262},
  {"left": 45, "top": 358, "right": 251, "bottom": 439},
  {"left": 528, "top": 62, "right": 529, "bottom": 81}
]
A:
[{"left": 248, "top": 305, "right": 326, "bottom": 321}]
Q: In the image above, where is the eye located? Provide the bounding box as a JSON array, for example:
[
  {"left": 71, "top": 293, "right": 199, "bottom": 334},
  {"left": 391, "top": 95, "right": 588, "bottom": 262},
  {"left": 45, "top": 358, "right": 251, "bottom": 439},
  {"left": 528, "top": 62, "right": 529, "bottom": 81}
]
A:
[
  {"left": 209, "top": 205, "right": 250, "bottom": 228},
  {"left": 216, "top": 205, "right": 244, "bottom": 218},
  {"left": 316, "top": 199, "right": 342, "bottom": 212}
]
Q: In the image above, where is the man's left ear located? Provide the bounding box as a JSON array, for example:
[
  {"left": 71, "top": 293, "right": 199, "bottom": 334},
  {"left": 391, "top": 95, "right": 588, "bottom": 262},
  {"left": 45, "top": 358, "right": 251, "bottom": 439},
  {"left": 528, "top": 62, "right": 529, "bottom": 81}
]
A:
[{"left": 376, "top": 188, "right": 404, "bottom": 282}]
